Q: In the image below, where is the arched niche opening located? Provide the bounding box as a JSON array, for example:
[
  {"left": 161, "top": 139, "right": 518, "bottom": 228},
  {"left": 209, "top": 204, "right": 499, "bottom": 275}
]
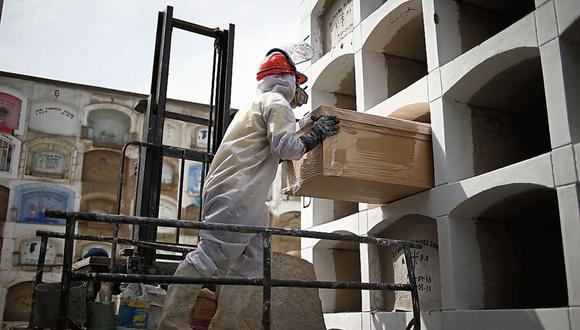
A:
[
  {"left": 29, "top": 101, "right": 80, "bottom": 136},
  {"left": 86, "top": 109, "right": 130, "bottom": 148},
  {"left": 313, "top": 232, "right": 362, "bottom": 313},
  {"left": 271, "top": 211, "right": 301, "bottom": 256},
  {"left": 3, "top": 281, "right": 34, "bottom": 322},
  {"left": 312, "top": 54, "right": 357, "bottom": 111},
  {"left": 81, "top": 150, "right": 130, "bottom": 185},
  {"left": 0, "top": 133, "right": 22, "bottom": 178},
  {"left": 362, "top": 0, "right": 427, "bottom": 110},
  {"left": 24, "top": 140, "right": 75, "bottom": 180},
  {"left": 0, "top": 88, "right": 27, "bottom": 135},
  {"left": 14, "top": 183, "right": 75, "bottom": 225},
  {"left": 311, "top": 0, "right": 355, "bottom": 61},
  {"left": 81, "top": 150, "right": 133, "bottom": 216},
  {"left": 445, "top": 51, "right": 550, "bottom": 180},
  {"left": 449, "top": 185, "right": 567, "bottom": 309},
  {"left": 455, "top": 0, "right": 535, "bottom": 56},
  {"left": 368, "top": 215, "right": 441, "bottom": 312}
]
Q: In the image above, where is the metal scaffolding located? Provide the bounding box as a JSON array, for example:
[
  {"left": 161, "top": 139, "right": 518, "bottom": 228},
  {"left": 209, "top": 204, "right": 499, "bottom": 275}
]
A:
[{"left": 38, "top": 210, "right": 422, "bottom": 330}]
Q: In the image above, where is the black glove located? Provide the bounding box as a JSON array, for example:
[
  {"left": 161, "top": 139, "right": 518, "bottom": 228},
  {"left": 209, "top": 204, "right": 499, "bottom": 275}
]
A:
[{"left": 299, "top": 115, "right": 340, "bottom": 152}]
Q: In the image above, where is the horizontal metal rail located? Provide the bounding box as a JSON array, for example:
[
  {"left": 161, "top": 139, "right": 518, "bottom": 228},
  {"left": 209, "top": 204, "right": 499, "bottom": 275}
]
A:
[
  {"left": 47, "top": 210, "right": 422, "bottom": 330},
  {"left": 45, "top": 210, "right": 422, "bottom": 249},
  {"left": 72, "top": 272, "right": 413, "bottom": 291},
  {"left": 36, "top": 230, "right": 194, "bottom": 254},
  {"left": 172, "top": 18, "right": 222, "bottom": 37}
]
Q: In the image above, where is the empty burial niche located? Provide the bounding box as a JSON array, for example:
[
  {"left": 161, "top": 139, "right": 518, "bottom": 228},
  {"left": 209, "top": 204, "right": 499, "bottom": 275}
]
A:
[
  {"left": 311, "top": 54, "right": 357, "bottom": 111},
  {"left": 311, "top": 0, "right": 355, "bottom": 61},
  {"left": 448, "top": 55, "right": 551, "bottom": 179},
  {"left": 313, "top": 235, "right": 362, "bottom": 313},
  {"left": 451, "top": 186, "right": 568, "bottom": 309},
  {"left": 362, "top": 0, "right": 427, "bottom": 109},
  {"left": 311, "top": 198, "right": 359, "bottom": 227},
  {"left": 368, "top": 215, "right": 441, "bottom": 312},
  {"left": 456, "top": 0, "right": 535, "bottom": 55}
]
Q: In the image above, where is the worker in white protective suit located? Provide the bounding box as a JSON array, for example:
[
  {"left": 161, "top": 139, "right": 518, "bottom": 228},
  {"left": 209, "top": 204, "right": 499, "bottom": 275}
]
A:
[{"left": 158, "top": 48, "right": 340, "bottom": 330}]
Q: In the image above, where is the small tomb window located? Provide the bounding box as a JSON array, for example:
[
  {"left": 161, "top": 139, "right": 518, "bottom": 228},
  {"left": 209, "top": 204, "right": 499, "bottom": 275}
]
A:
[
  {"left": 0, "top": 137, "right": 14, "bottom": 172},
  {"left": 87, "top": 110, "right": 130, "bottom": 147}
]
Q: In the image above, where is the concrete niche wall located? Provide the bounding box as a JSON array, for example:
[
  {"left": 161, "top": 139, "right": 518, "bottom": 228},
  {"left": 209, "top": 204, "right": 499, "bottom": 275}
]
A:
[
  {"left": 456, "top": 0, "right": 535, "bottom": 55},
  {"left": 313, "top": 232, "right": 361, "bottom": 313},
  {"left": 311, "top": 0, "right": 355, "bottom": 61},
  {"left": 445, "top": 52, "right": 550, "bottom": 181},
  {"left": 368, "top": 215, "right": 441, "bottom": 312},
  {"left": 448, "top": 185, "right": 568, "bottom": 310},
  {"left": 360, "top": 0, "right": 427, "bottom": 110}
]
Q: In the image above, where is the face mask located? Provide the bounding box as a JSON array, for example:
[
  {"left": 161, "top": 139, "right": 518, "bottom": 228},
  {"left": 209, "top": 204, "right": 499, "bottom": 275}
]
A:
[{"left": 291, "top": 85, "right": 308, "bottom": 108}]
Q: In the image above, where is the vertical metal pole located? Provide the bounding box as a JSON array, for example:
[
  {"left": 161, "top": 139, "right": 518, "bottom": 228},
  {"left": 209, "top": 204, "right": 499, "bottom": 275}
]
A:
[
  {"left": 58, "top": 215, "right": 75, "bottom": 329},
  {"left": 176, "top": 151, "right": 185, "bottom": 244},
  {"left": 262, "top": 232, "right": 272, "bottom": 330},
  {"left": 134, "top": 6, "right": 174, "bottom": 268},
  {"left": 109, "top": 142, "right": 131, "bottom": 301},
  {"left": 30, "top": 235, "right": 48, "bottom": 325},
  {"left": 213, "top": 25, "right": 234, "bottom": 152},
  {"left": 404, "top": 247, "right": 421, "bottom": 330}
]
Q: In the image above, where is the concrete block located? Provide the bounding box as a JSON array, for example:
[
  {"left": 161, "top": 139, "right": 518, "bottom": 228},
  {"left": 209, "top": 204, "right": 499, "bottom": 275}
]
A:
[
  {"left": 540, "top": 39, "right": 573, "bottom": 148},
  {"left": 571, "top": 307, "right": 580, "bottom": 330},
  {"left": 428, "top": 68, "right": 442, "bottom": 102},
  {"left": 359, "top": 243, "right": 371, "bottom": 312},
  {"left": 436, "top": 217, "right": 456, "bottom": 311},
  {"left": 358, "top": 210, "right": 368, "bottom": 235},
  {"left": 535, "top": 1, "right": 559, "bottom": 45},
  {"left": 429, "top": 98, "right": 448, "bottom": 185},
  {"left": 552, "top": 145, "right": 578, "bottom": 186},
  {"left": 455, "top": 309, "right": 571, "bottom": 330},
  {"left": 555, "top": 0, "right": 580, "bottom": 35},
  {"left": 557, "top": 184, "right": 580, "bottom": 306}
]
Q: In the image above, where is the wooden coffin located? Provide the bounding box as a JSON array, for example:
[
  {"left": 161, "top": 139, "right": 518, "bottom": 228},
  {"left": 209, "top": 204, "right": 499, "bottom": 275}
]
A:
[{"left": 281, "top": 106, "right": 433, "bottom": 204}]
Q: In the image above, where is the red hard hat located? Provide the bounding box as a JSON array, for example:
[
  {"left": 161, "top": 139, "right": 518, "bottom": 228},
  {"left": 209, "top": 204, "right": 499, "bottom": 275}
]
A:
[{"left": 256, "top": 48, "right": 308, "bottom": 85}]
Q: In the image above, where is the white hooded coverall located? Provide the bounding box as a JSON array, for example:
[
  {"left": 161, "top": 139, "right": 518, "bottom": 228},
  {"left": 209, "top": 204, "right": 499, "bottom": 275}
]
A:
[{"left": 185, "top": 74, "right": 304, "bottom": 278}]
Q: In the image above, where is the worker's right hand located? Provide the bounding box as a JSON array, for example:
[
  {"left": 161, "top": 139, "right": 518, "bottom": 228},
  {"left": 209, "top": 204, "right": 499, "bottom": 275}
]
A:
[{"left": 299, "top": 115, "right": 340, "bottom": 152}]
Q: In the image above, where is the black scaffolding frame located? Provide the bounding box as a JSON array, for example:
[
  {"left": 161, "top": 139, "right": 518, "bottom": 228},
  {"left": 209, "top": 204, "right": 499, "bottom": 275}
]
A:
[
  {"left": 38, "top": 210, "right": 422, "bottom": 330},
  {"left": 133, "top": 5, "right": 234, "bottom": 269}
]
